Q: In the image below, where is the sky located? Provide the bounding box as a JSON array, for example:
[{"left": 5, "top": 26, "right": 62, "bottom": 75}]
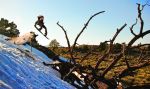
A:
[{"left": 0, "top": 0, "right": 150, "bottom": 46}]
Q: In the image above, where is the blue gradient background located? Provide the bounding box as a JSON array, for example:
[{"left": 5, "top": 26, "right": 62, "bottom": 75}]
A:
[{"left": 0, "top": 0, "right": 149, "bottom": 46}]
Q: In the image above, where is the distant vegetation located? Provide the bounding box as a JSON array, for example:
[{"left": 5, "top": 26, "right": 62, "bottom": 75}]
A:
[
  {"left": 0, "top": 18, "right": 20, "bottom": 37},
  {"left": 49, "top": 43, "right": 150, "bottom": 88},
  {"left": 48, "top": 39, "right": 60, "bottom": 51}
]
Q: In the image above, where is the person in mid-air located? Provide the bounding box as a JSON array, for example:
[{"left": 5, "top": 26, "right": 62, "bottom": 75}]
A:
[{"left": 34, "top": 15, "right": 47, "bottom": 36}]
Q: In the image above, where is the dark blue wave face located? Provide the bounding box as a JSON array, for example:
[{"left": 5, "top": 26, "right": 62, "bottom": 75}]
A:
[{"left": 0, "top": 35, "right": 75, "bottom": 89}]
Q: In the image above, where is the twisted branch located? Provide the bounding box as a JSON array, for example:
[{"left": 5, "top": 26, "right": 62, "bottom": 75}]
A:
[
  {"left": 137, "top": 3, "right": 144, "bottom": 35},
  {"left": 130, "top": 19, "right": 138, "bottom": 36}
]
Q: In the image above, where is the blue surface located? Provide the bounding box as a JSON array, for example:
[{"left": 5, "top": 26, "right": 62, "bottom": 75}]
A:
[{"left": 0, "top": 35, "right": 75, "bottom": 89}]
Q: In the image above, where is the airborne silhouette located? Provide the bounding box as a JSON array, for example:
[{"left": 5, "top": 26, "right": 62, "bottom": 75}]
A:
[{"left": 34, "top": 15, "right": 48, "bottom": 38}]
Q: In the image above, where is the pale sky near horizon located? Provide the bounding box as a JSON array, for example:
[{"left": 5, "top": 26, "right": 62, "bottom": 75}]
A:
[{"left": 0, "top": 0, "right": 150, "bottom": 46}]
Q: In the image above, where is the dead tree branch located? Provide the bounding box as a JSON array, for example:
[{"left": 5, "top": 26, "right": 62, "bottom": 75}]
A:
[
  {"left": 101, "top": 3, "right": 150, "bottom": 77},
  {"left": 119, "top": 61, "right": 150, "bottom": 78},
  {"left": 137, "top": 3, "right": 144, "bottom": 35},
  {"left": 61, "top": 11, "right": 105, "bottom": 81},
  {"left": 122, "top": 43, "right": 130, "bottom": 69},
  {"left": 128, "top": 30, "right": 150, "bottom": 47},
  {"left": 102, "top": 53, "right": 123, "bottom": 77},
  {"left": 94, "top": 24, "right": 127, "bottom": 70},
  {"left": 141, "top": 1, "right": 150, "bottom": 11},
  {"left": 57, "top": 11, "right": 105, "bottom": 64},
  {"left": 102, "top": 22, "right": 150, "bottom": 77},
  {"left": 72, "top": 11, "right": 105, "bottom": 52},
  {"left": 56, "top": 2, "right": 150, "bottom": 88},
  {"left": 130, "top": 19, "right": 138, "bottom": 36},
  {"left": 57, "top": 22, "right": 74, "bottom": 63},
  {"left": 112, "top": 24, "right": 127, "bottom": 42},
  {"left": 57, "top": 22, "right": 71, "bottom": 49}
]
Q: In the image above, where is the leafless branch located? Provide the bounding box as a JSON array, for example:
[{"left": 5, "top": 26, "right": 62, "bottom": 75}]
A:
[
  {"left": 60, "top": 11, "right": 105, "bottom": 81},
  {"left": 56, "top": 3, "right": 150, "bottom": 88},
  {"left": 122, "top": 43, "right": 130, "bottom": 69},
  {"left": 72, "top": 11, "right": 105, "bottom": 51},
  {"left": 101, "top": 3, "right": 150, "bottom": 77},
  {"left": 137, "top": 3, "right": 144, "bottom": 35},
  {"left": 141, "top": 1, "right": 150, "bottom": 11},
  {"left": 57, "top": 22, "right": 74, "bottom": 63},
  {"left": 102, "top": 29, "right": 150, "bottom": 76},
  {"left": 94, "top": 24, "right": 127, "bottom": 70},
  {"left": 130, "top": 19, "right": 138, "bottom": 36},
  {"left": 102, "top": 53, "right": 123, "bottom": 77},
  {"left": 63, "top": 66, "right": 77, "bottom": 80},
  {"left": 111, "top": 24, "right": 127, "bottom": 42},
  {"left": 128, "top": 30, "right": 150, "bottom": 47},
  {"left": 119, "top": 61, "right": 149, "bottom": 78}
]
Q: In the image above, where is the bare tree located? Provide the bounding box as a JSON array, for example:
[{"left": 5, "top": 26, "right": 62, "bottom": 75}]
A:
[
  {"left": 57, "top": 11, "right": 105, "bottom": 64},
  {"left": 100, "top": 3, "right": 150, "bottom": 77},
  {"left": 55, "top": 3, "right": 150, "bottom": 89}
]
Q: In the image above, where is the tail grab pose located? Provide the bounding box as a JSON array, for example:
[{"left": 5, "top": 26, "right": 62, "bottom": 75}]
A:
[{"left": 34, "top": 15, "right": 49, "bottom": 39}]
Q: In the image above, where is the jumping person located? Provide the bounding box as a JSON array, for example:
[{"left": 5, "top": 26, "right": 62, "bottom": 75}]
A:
[{"left": 34, "top": 15, "right": 47, "bottom": 36}]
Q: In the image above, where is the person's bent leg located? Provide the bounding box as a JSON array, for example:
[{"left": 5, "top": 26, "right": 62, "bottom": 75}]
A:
[{"left": 43, "top": 25, "right": 47, "bottom": 36}]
